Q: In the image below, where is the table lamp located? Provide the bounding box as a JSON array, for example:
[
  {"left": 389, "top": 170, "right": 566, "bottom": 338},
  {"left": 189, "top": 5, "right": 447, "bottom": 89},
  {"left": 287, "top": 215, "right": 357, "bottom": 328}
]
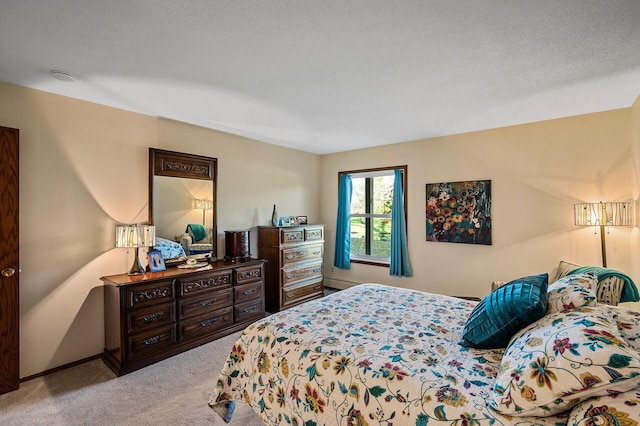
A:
[{"left": 115, "top": 224, "right": 156, "bottom": 275}]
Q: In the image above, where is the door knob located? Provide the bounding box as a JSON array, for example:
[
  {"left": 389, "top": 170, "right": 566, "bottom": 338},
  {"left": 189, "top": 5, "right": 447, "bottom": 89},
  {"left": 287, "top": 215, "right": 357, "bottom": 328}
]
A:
[{"left": 1, "top": 268, "right": 16, "bottom": 277}]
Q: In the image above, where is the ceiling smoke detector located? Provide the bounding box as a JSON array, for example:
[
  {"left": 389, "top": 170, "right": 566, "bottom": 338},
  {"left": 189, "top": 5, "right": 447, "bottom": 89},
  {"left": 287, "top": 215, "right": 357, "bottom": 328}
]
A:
[{"left": 50, "top": 70, "right": 76, "bottom": 82}]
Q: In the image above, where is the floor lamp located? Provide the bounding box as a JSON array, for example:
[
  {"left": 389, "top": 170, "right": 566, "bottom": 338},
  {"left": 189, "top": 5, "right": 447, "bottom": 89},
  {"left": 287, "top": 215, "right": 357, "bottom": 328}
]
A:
[
  {"left": 574, "top": 201, "right": 632, "bottom": 267},
  {"left": 194, "top": 199, "right": 213, "bottom": 225}
]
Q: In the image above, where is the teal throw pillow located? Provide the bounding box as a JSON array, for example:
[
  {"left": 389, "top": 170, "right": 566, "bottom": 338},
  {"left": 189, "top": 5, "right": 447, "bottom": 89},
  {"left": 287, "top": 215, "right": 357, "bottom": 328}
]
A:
[{"left": 460, "top": 273, "right": 548, "bottom": 349}]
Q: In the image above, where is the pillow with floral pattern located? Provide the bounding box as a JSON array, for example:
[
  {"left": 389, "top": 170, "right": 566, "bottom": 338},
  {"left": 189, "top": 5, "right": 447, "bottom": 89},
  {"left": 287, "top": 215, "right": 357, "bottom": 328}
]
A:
[
  {"left": 610, "top": 305, "right": 640, "bottom": 353},
  {"left": 567, "top": 388, "right": 640, "bottom": 426},
  {"left": 490, "top": 307, "right": 640, "bottom": 417},
  {"left": 547, "top": 272, "right": 597, "bottom": 313}
]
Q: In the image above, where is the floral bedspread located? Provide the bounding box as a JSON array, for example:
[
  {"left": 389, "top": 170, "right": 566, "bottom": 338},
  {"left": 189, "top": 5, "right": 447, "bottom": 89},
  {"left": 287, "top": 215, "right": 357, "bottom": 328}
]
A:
[
  {"left": 154, "top": 236, "right": 186, "bottom": 260},
  {"left": 209, "top": 284, "right": 575, "bottom": 425}
]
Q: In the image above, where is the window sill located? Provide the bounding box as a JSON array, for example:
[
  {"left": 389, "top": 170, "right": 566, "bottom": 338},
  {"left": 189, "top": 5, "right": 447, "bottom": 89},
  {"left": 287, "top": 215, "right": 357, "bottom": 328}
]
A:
[{"left": 350, "top": 257, "right": 390, "bottom": 268}]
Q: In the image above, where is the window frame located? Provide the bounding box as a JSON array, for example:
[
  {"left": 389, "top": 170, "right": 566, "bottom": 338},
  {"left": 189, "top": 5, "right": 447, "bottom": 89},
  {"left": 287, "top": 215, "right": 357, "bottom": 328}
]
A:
[{"left": 338, "top": 165, "right": 408, "bottom": 267}]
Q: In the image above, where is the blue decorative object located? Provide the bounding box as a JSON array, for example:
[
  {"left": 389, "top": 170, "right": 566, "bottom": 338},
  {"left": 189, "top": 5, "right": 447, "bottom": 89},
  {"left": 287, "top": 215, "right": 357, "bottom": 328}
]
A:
[{"left": 460, "top": 273, "right": 548, "bottom": 349}]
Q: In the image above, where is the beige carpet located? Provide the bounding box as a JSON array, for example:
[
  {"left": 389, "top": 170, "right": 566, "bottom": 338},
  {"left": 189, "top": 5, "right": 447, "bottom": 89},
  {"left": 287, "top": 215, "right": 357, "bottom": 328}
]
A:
[{"left": 0, "top": 330, "right": 264, "bottom": 426}]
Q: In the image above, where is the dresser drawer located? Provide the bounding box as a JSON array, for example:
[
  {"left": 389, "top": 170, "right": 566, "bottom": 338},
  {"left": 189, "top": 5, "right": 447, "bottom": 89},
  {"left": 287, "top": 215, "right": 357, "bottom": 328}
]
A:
[
  {"left": 177, "top": 270, "right": 232, "bottom": 296},
  {"left": 304, "top": 227, "right": 323, "bottom": 242},
  {"left": 234, "top": 281, "right": 263, "bottom": 304},
  {"left": 283, "top": 280, "right": 323, "bottom": 308},
  {"left": 126, "top": 280, "right": 174, "bottom": 310},
  {"left": 234, "top": 264, "right": 263, "bottom": 285},
  {"left": 234, "top": 298, "right": 264, "bottom": 323},
  {"left": 177, "top": 287, "right": 232, "bottom": 319},
  {"left": 127, "top": 302, "right": 175, "bottom": 333},
  {"left": 282, "top": 245, "right": 323, "bottom": 267},
  {"left": 127, "top": 324, "right": 175, "bottom": 359},
  {"left": 178, "top": 307, "right": 233, "bottom": 341},
  {"left": 280, "top": 228, "right": 304, "bottom": 244},
  {"left": 282, "top": 261, "right": 322, "bottom": 285}
]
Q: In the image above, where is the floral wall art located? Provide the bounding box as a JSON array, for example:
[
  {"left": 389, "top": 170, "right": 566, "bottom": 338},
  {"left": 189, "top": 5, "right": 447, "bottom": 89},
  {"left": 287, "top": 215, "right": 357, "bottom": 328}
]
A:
[{"left": 425, "top": 180, "right": 492, "bottom": 245}]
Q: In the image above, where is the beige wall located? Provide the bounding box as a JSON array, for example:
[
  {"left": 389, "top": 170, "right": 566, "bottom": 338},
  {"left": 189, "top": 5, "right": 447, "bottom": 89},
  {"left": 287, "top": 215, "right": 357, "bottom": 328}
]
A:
[
  {"left": 320, "top": 106, "right": 640, "bottom": 300},
  {"left": 0, "top": 82, "right": 320, "bottom": 377},
  {"left": 628, "top": 95, "right": 640, "bottom": 310},
  {"left": 2, "top": 79, "right": 639, "bottom": 378}
]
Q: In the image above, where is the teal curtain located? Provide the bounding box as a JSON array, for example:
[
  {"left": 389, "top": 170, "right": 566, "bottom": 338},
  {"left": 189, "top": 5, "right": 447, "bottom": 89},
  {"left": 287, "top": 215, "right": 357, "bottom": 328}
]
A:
[
  {"left": 334, "top": 174, "right": 352, "bottom": 269},
  {"left": 390, "top": 169, "right": 412, "bottom": 276}
]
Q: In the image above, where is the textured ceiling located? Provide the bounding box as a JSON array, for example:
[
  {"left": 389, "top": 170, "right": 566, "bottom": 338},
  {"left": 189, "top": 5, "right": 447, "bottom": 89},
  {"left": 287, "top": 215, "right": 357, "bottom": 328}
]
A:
[{"left": 1, "top": 1, "right": 640, "bottom": 154}]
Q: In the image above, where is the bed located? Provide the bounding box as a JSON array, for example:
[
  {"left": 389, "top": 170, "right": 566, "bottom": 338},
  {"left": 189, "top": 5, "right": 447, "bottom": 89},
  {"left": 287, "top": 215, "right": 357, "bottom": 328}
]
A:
[
  {"left": 209, "top": 279, "right": 640, "bottom": 425},
  {"left": 154, "top": 236, "right": 186, "bottom": 260}
]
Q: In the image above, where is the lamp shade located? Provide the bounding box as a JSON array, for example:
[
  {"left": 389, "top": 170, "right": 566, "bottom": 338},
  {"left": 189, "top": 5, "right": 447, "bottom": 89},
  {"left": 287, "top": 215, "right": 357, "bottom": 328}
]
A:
[
  {"left": 193, "top": 199, "right": 213, "bottom": 210},
  {"left": 115, "top": 224, "right": 156, "bottom": 248},
  {"left": 574, "top": 202, "right": 632, "bottom": 227}
]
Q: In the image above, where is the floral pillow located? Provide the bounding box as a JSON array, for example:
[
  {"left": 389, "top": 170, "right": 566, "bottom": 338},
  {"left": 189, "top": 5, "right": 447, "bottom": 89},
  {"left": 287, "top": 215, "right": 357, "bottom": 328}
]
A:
[
  {"left": 567, "top": 389, "right": 640, "bottom": 425},
  {"left": 547, "top": 272, "right": 597, "bottom": 313},
  {"left": 490, "top": 307, "right": 640, "bottom": 417},
  {"left": 610, "top": 306, "right": 640, "bottom": 353}
]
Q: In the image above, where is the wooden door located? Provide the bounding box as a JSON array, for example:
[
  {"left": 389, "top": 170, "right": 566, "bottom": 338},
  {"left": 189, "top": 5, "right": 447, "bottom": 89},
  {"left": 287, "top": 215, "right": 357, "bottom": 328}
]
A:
[{"left": 0, "top": 126, "right": 19, "bottom": 394}]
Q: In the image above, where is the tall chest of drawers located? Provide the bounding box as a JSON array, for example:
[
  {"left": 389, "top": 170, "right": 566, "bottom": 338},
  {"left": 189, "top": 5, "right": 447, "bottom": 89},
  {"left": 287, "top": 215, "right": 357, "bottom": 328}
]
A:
[
  {"left": 101, "top": 259, "right": 264, "bottom": 376},
  {"left": 258, "top": 225, "right": 324, "bottom": 312}
]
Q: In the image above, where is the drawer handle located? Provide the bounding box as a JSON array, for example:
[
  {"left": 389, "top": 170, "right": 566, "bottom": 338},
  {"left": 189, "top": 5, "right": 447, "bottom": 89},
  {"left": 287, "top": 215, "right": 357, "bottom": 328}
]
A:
[
  {"left": 287, "top": 292, "right": 296, "bottom": 298},
  {"left": 312, "top": 268, "right": 321, "bottom": 273},
  {"left": 314, "top": 286, "right": 321, "bottom": 290},
  {"left": 143, "top": 313, "right": 163, "bottom": 323},
  {"left": 286, "top": 273, "right": 297, "bottom": 279},
  {"left": 243, "top": 306, "right": 257, "bottom": 313},
  {"left": 285, "top": 254, "right": 297, "bottom": 260},
  {"left": 201, "top": 318, "right": 216, "bottom": 327},
  {"left": 200, "top": 298, "right": 216, "bottom": 307},
  {"left": 144, "top": 334, "right": 164, "bottom": 346},
  {"left": 243, "top": 289, "right": 255, "bottom": 295},
  {"left": 313, "top": 251, "right": 320, "bottom": 255}
]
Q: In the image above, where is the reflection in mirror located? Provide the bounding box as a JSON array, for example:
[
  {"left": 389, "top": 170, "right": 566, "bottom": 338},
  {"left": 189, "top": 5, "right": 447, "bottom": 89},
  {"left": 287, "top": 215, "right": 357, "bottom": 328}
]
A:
[{"left": 149, "top": 148, "right": 217, "bottom": 265}]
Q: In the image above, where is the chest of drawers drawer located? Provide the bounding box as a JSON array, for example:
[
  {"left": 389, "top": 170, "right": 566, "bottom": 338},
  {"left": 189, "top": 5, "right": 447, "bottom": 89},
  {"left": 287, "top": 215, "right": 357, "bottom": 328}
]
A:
[
  {"left": 234, "top": 281, "right": 263, "bottom": 304},
  {"left": 282, "top": 280, "right": 323, "bottom": 308},
  {"left": 125, "top": 280, "right": 174, "bottom": 310},
  {"left": 177, "top": 270, "right": 232, "bottom": 297},
  {"left": 127, "top": 324, "right": 176, "bottom": 359},
  {"left": 127, "top": 302, "right": 175, "bottom": 334},
  {"left": 281, "top": 245, "right": 323, "bottom": 267},
  {"left": 178, "top": 307, "right": 233, "bottom": 341},
  {"left": 282, "top": 261, "right": 322, "bottom": 285},
  {"left": 234, "top": 298, "right": 264, "bottom": 323},
  {"left": 178, "top": 287, "right": 233, "bottom": 320},
  {"left": 234, "top": 264, "right": 263, "bottom": 285}
]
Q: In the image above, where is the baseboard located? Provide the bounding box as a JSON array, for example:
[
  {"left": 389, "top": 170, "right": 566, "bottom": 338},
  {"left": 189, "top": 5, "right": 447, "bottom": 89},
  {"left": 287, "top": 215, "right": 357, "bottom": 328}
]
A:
[{"left": 20, "top": 353, "right": 102, "bottom": 383}]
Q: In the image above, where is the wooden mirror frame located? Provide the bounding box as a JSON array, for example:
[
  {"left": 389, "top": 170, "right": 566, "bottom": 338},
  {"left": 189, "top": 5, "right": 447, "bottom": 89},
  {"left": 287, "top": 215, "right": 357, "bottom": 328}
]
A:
[{"left": 149, "top": 148, "right": 218, "bottom": 264}]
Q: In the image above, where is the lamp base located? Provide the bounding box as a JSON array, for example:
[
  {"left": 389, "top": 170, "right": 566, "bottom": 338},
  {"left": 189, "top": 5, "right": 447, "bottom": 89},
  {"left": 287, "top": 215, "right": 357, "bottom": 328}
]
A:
[{"left": 126, "top": 247, "right": 145, "bottom": 276}]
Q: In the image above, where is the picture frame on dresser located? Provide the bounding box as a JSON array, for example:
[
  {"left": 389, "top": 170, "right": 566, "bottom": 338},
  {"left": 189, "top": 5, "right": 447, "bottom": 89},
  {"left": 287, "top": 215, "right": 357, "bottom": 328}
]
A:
[{"left": 147, "top": 249, "right": 166, "bottom": 272}]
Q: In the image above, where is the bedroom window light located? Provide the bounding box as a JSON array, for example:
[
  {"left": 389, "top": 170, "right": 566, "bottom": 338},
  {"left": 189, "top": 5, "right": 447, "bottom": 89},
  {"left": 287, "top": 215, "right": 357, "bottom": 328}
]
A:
[{"left": 337, "top": 166, "right": 407, "bottom": 267}]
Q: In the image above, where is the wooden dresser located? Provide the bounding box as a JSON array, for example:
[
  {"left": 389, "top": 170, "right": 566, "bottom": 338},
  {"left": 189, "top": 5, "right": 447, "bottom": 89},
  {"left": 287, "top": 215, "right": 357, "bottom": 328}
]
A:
[
  {"left": 101, "top": 259, "right": 264, "bottom": 376},
  {"left": 258, "top": 225, "right": 324, "bottom": 312}
]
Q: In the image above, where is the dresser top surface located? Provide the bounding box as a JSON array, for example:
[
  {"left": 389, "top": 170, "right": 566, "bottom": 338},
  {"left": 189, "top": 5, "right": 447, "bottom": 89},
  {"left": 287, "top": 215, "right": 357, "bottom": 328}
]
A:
[{"left": 100, "top": 258, "right": 264, "bottom": 286}]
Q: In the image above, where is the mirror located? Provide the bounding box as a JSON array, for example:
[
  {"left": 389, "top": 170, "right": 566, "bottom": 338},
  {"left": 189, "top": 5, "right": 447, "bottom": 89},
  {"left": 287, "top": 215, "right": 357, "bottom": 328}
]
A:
[{"left": 149, "top": 148, "right": 217, "bottom": 264}]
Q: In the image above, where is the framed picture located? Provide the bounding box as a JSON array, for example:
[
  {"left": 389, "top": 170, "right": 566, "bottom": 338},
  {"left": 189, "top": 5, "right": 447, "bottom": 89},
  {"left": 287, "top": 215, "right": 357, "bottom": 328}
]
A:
[
  {"left": 147, "top": 249, "right": 166, "bottom": 272},
  {"left": 289, "top": 216, "right": 299, "bottom": 226},
  {"left": 425, "top": 179, "right": 492, "bottom": 245},
  {"left": 297, "top": 215, "right": 308, "bottom": 225},
  {"left": 280, "top": 216, "right": 291, "bottom": 227}
]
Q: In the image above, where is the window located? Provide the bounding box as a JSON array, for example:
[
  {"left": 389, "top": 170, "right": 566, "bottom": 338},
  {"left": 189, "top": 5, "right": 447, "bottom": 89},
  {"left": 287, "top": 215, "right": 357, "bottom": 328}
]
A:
[{"left": 339, "top": 166, "right": 407, "bottom": 266}]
